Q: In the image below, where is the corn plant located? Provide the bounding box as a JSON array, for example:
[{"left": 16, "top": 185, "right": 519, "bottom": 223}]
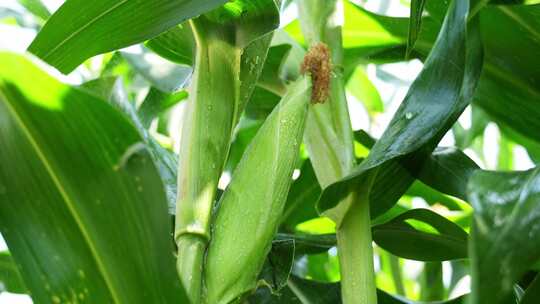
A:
[{"left": 0, "top": 0, "right": 540, "bottom": 303}]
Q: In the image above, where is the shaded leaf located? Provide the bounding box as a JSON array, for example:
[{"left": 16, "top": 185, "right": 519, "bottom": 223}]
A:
[
  {"left": 259, "top": 238, "right": 296, "bottom": 293},
  {"left": 407, "top": 0, "right": 427, "bottom": 58},
  {"left": 473, "top": 4, "right": 540, "bottom": 145},
  {"left": 281, "top": 160, "right": 322, "bottom": 230},
  {"left": 285, "top": 276, "right": 468, "bottom": 304},
  {"left": 373, "top": 209, "right": 468, "bottom": 261},
  {"left": 468, "top": 167, "right": 540, "bottom": 304}
]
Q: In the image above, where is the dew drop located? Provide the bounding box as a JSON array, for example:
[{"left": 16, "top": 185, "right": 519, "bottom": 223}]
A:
[{"left": 405, "top": 112, "right": 414, "bottom": 120}]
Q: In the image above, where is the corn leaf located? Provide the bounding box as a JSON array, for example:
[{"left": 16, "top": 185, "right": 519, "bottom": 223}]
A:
[
  {"left": 373, "top": 209, "right": 468, "bottom": 261},
  {"left": 468, "top": 167, "right": 540, "bottom": 304},
  {"left": 0, "top": 53, "right": 187, "bottom": 303},
  {"left": 28, "top": 0, "right": 229, "bottom": 73},
  {"left": 0, "top": 252, "right": 26, "bottom": 294}
]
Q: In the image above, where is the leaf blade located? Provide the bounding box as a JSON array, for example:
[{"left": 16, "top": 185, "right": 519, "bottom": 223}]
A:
[
  {"left": 28, "top": 0, "right": 229, "bottom": 73},
  {"left": 0, "top": 52, "right": 187, "bottom": 304}
]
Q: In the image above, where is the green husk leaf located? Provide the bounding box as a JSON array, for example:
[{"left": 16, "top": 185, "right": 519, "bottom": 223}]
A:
[{"left": 204, "top": 76, "right": 311, "bottom": 304}]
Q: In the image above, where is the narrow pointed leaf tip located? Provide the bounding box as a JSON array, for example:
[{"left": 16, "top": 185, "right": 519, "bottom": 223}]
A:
[{"left": 301, "top": 43, "right": 331, "bottom": 104}]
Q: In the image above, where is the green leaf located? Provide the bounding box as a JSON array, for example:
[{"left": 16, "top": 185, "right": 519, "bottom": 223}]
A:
[
  {"left": 407, "top": 0, "right": 427, "bottom": 59},
  {"left": 28, "top": 0, "right": 229, "bottom": 73},
  {"left": 0, "top": 252, "right": 27, "bottom": 294},
  {"left": 373, "top": 209, "right": 469, "bottom": 261},
  {"left": 146, "top": 23, "right": 195, "bottom": 66},
  {"left": 244, "top": 87, "right": 281, "bottom": 120},
  {"left": 468, "top": 167, "right": 540, "bottom": 304},
  {"left": 138, "top": 87, "right": 188, "bottom": 128},
  {"left": 259, "top": 238, "right": 296, "bottom": 293},
  {"left": 203, "top": 0, "right": 280, "bottom": 48},
  {"left": 342, "top": 2, "right": 540, "bottom": 147},
  {"left": 19, "top": 0, "right": 50, "bottom": 21},
  {"left": 473, "top": 4, "right": 540, "bottom": 145},
  {"left": 80, "top": 77, "right": 180, "bottom": 214},
  {"left": 317, "top": 0, "right": 483, "bottom": 214},
  {"left": 258, "top": 43, "right": 292, "bottom": 95},
  {"left": 0, "top": 53, "right": 187, "bottom": 303},
  {"left": 204, "top": 77, "right": 311, "bottom": 304},
  {"left": 285, "top": 276, "right": 468, "bottom": 304},
  {"left": 355, "top": 129, "right": 478, "bottom": 217},
  {"left": 281, "top": 160, "right": 322, "bottom": 230},
  {"left": 274, "top": 233, "right": 336, "bottom": 256},
  {"left": 346, "top": 67, "right": 384, "bottom": 114}
]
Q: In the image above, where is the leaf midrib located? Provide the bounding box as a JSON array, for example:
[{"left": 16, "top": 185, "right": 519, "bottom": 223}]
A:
[
  {"left": 40, "top": 0, "right": 130, "bottom": 61},
  {"left": 0, "top": 89, "right": 120, "bottom": 303}
]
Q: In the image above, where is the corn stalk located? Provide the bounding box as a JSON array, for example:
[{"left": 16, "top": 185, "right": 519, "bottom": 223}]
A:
[
  {"left": 174, "top": 4, "right": 277, "bottom": 300},
  {"left": 296, "top": 0, "right": 377, "bottom": 303}
]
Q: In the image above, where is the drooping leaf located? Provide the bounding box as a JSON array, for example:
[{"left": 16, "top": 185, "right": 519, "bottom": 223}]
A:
[
  {"left": 342, "top": 2, "right": 540, "bottom": 147},
  {"left": 353, "top": 128, "right": 479, "bottom": 218},
  {"left": 28, "top": 0, "right": 229, "bottom": 73},
  {"left": 373, "top": 209, "right": 468, "bottom": 261},
  {"left": 0, "top": 53, "right": 188, "bottom": 303},
  {"left": 468, "top": 167, "right": 540, "bottom": 304},
  {"left": 318, "top": 0, "right": 483, "bottom": 216},
  {"left": 0, "top": 252, "right": 27, "bottom": 294}
]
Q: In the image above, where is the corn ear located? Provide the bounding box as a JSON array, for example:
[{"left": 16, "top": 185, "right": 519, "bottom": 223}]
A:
[{"left": 203, "top": 76, "right": 312, "bottom": 304}]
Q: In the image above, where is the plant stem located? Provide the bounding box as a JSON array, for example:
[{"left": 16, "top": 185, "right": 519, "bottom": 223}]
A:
[
  {"left": 296, "top": 0, "right": 377, "bottom": 302},
  {"left": 175, "top": 19, "right": 240, "bottom": 304},
  {"left": 336, "top": 191, "right": 377, "bottom": 304}
]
